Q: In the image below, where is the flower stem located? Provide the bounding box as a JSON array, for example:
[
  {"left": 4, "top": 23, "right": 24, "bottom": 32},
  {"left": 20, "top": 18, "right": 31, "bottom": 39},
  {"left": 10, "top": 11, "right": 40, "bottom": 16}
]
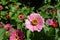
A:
[
  {"left": 55, "top": 28, "right": 59, "bottom": 40},
  {"left": 26, "top": 30, "right": 31, "bottom": 40}
]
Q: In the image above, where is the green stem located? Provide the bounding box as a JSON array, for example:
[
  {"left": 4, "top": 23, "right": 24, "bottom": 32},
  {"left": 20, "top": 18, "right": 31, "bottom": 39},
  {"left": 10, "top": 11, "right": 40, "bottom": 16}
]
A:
[
  {"left": 26, "top": 30, "right": 31, "bottom": 40},
  {"left": 47, "top": 0, "right": 51, "bottom": 5},
  {"left": 45, "top": 0, "right": 47, "bottom": 4},
  {"left": 55, "top": 28, "right": 59, "bottom": 40}
]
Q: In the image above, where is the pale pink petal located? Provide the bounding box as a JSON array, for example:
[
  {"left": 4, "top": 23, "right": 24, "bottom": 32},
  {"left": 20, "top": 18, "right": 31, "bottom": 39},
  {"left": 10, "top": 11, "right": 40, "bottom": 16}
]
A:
[
  {"left": 25, "top": 19, "right": 34, "bottom": 32},
  {"left": 46, "top": 19, "right": 53, "bottom": 25}
]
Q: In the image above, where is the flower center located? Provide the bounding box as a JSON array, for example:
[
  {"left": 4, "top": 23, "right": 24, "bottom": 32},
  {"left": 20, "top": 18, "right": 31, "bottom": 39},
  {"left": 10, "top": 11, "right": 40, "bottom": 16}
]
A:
[
  {"left": 20, "top": 15, "right": 22, "bottom": 18},
  {"left": 14, "top": 34, "right": 20, "bottom": 40},
  {"left": 31, "top": 19, "right": 38, "bottom": 26},
  {"left": 6, "top": 27, "right": 9, "bottom": 31}
]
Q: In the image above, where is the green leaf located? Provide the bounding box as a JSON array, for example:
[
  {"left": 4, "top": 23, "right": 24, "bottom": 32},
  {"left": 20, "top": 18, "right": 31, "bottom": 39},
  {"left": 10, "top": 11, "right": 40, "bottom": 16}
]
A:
[
  {"left": 58, "top": 37, "right": 60, "bottom": 40},
  {"left": 39, "top": 5, "right": 54, "bottom": 11},
  {"left": 57, "top": 10, "right": 60, "bottom": 27},
  {"left": 39, "top": 12, "right": 50, "bottom": 18},
  {"left": 11, "top": 0, "right": 18, "bottom": 3},
  {"left": 9, "top": 12, "right": 13, "bottom": 17},
  {"left": 17, "top": 24, "right": 22, "bottom": 29},
  {"left": 0, "top": 28, "right": 6, "bottom": 40},
  {"left": 10, "top": 7, "right": 17, "bottom": 12},
  {"left": 44, "top": 25, "right": 55, "bottom": 36},
  {"left": 0, "top": 0, "right": 8, "bottom": 5},
  {"left": 1, "top": 11, "right": 7, "bottom": 16},
  {"left": 55, "top": 3, "right": 60, "bottom": 9}
]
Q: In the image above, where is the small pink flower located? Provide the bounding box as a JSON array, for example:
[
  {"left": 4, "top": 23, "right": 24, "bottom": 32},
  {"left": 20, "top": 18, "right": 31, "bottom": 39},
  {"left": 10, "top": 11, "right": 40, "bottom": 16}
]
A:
[
  {"left": 10, "top": 30, "right": 25, "bottom": 40},
  {"left": 18, "top": 14, "right": 24, "bottom": 20},
  {"left": 50, "top": 9, "right": 57, "bottom": 14},
  {"left": 0, "top": 24, "right": 3, "bottom": 28},
  {"left": 0, "top": 5, "right": 3, "bottom": 10},
  {"left": 4, "top": 23, "right": 12, "bottom": 33},
  {"left": 46, "top": 19, "right": 53, "bottom": 25},
  {"left": 25, "top": 13, "right": 44, "bottom": 32}
]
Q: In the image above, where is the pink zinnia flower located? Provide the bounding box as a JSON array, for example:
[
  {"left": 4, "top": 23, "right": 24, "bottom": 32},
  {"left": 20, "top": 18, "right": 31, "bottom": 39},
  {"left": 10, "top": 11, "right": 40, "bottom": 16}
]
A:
[
  {"left": 50, "top": 9, "right": 57, "bottom": 14},
  {"left": 4, "top": 24, "right": 12, "bottom": 33},
  {"left": 10, "top": 30, "right": 25, "bottom": 40},
  {"left": 18, "top": 14, "right": 24, "bottom": 20},
  {"left": 0, "top": 5, "right": 3, "bottom": 10},
  {"left": 25, "top": 13, "right": 44, "bottom": 32},
  {"left": 0, "top": 24, "right": 3, "bottom": 28},
  {"left": 46, "top": 19, "right": 53, "bottom": 25}
]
